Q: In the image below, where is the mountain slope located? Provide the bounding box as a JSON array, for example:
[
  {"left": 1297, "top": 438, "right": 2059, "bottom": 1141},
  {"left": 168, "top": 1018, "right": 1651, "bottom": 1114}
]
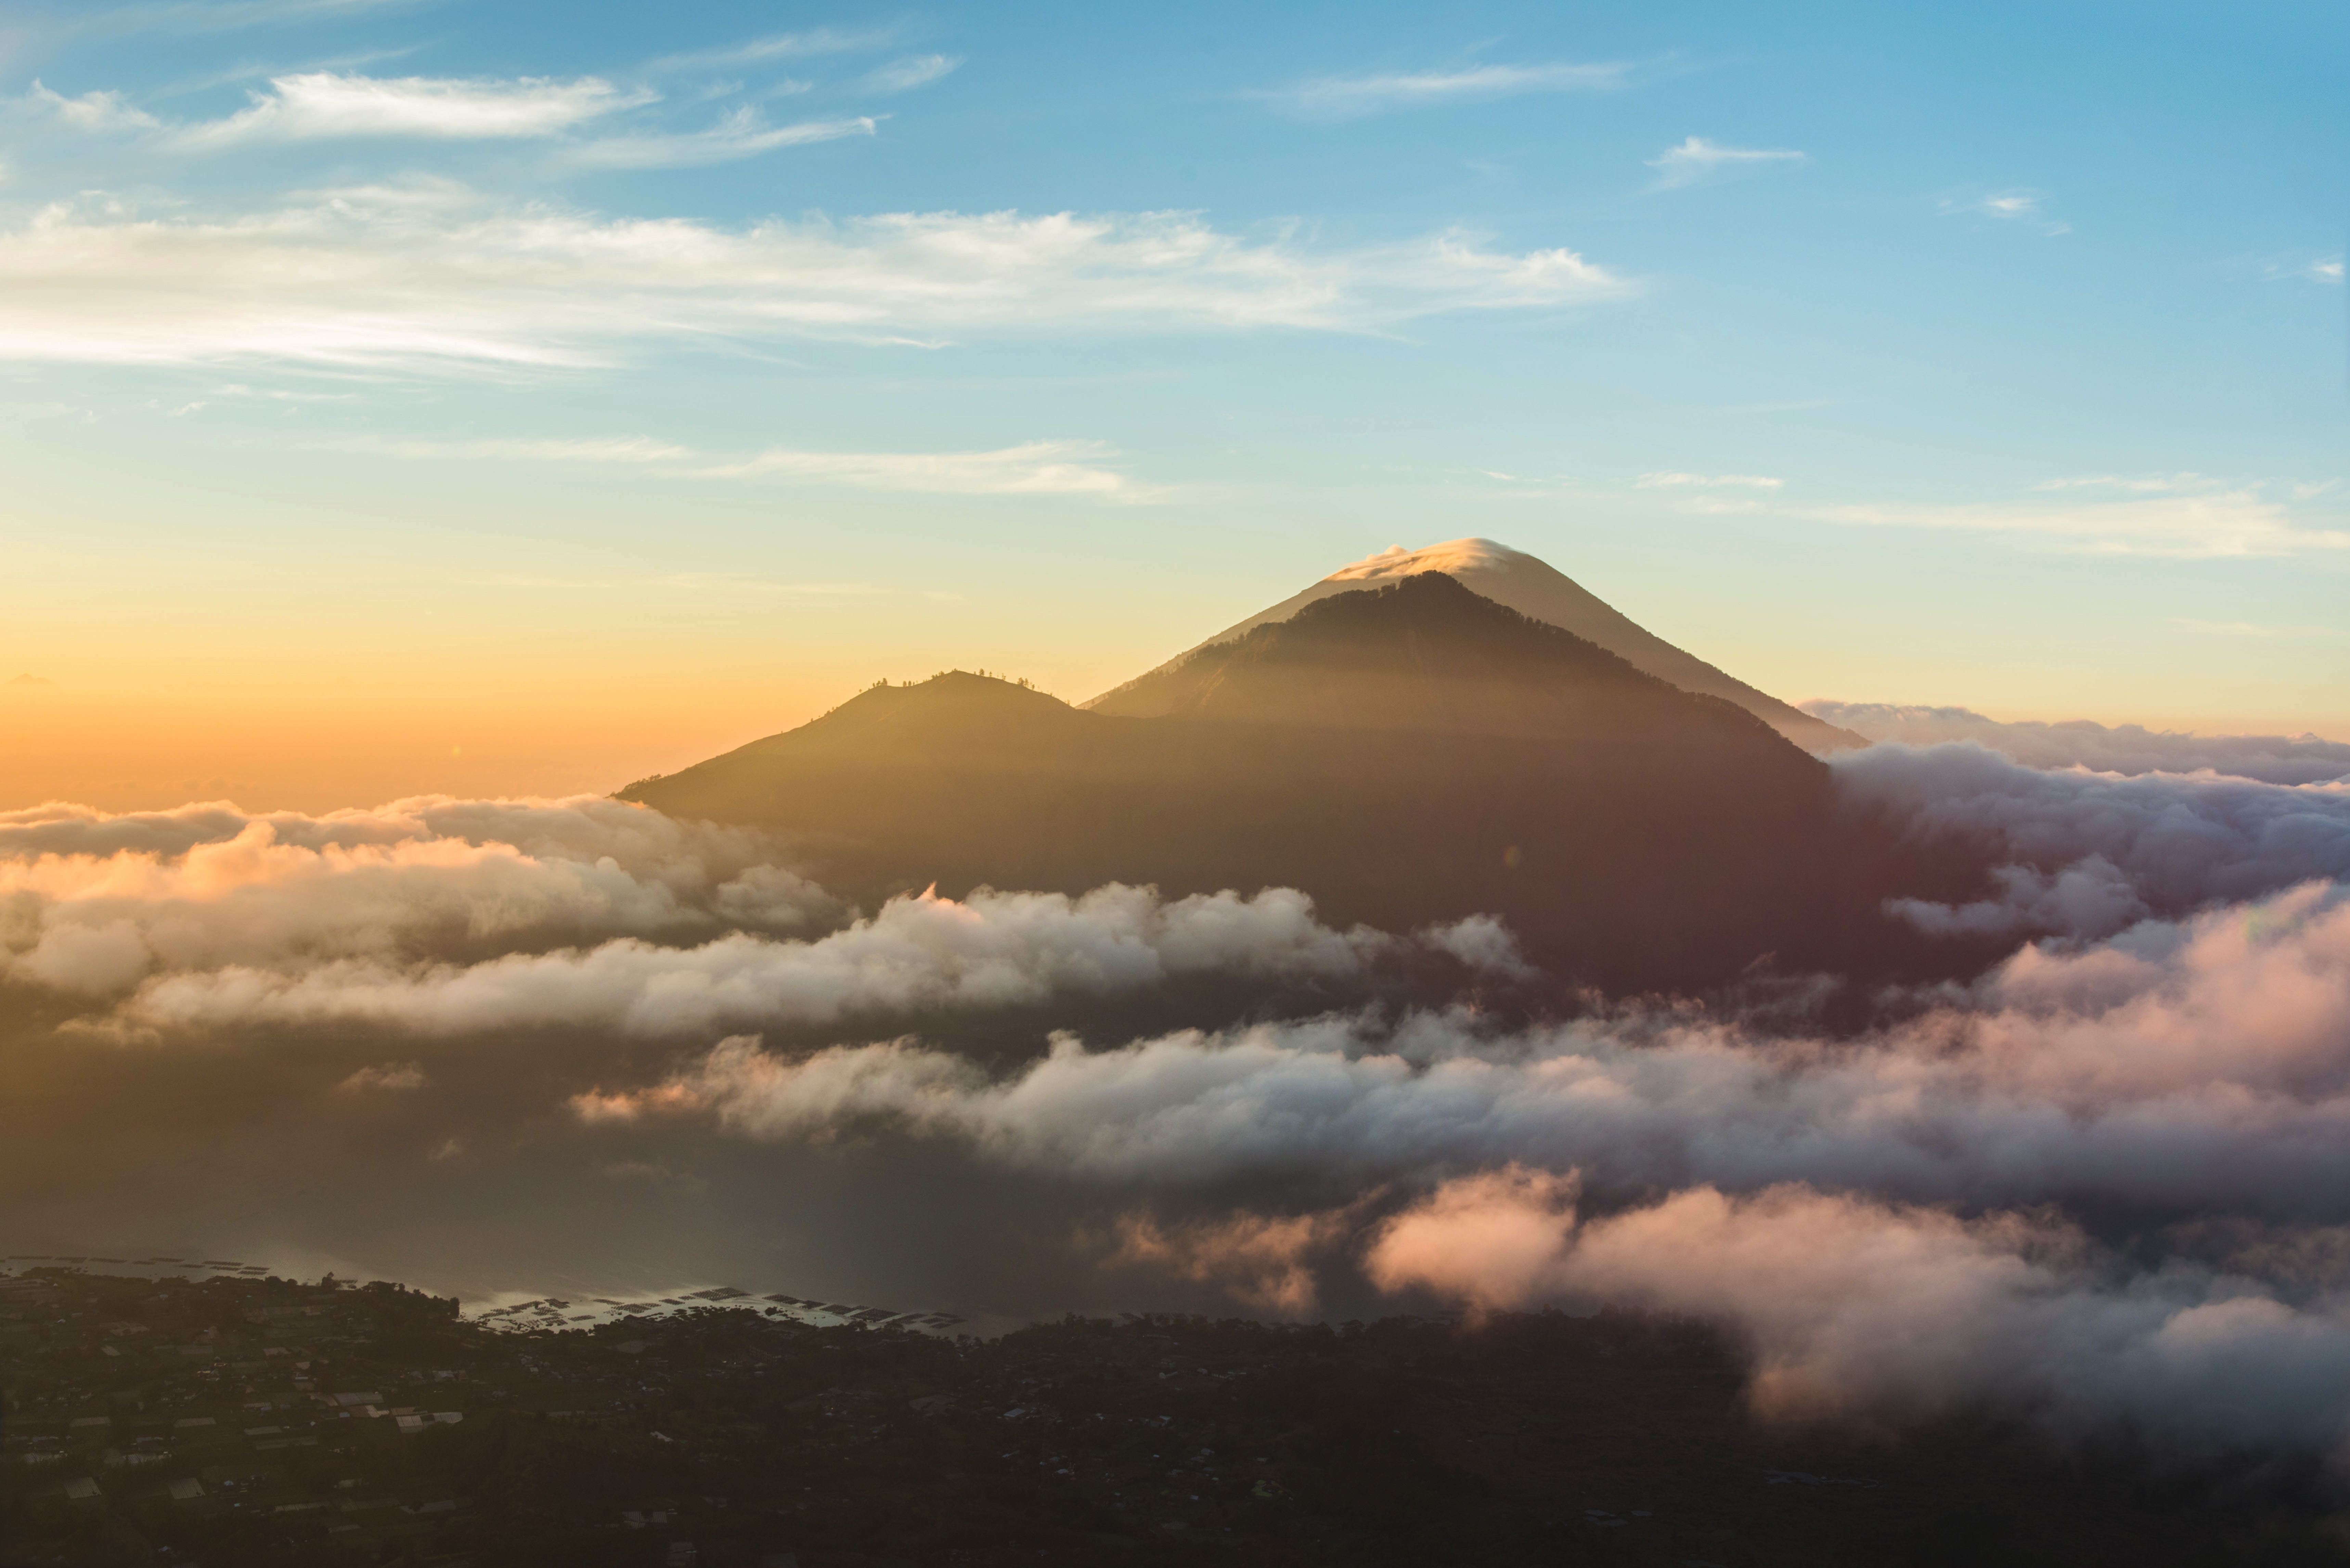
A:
[
  {"left": 625, "top": 575, "right": 1854, "bottom": 991},
  {"left": 1087, "top": 538, "right": 1863, "bottom": 752}
]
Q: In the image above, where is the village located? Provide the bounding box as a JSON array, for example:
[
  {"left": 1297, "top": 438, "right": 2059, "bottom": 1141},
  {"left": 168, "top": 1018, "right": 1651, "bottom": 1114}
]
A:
[{"left": 4, "top": 1263, "right": 2342, "bottom": 1567}]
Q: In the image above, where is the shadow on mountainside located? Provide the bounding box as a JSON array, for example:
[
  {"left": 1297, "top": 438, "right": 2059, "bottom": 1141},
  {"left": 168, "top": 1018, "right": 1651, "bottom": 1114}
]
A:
[{"left": 625, "top": 575, "right": 2002, "bottom": 998}]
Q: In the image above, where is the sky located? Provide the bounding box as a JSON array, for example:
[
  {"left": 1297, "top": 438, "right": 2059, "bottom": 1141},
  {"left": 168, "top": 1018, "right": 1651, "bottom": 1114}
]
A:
[{"left": 0, "top": 0, "right": 2344, "bottom": 811}]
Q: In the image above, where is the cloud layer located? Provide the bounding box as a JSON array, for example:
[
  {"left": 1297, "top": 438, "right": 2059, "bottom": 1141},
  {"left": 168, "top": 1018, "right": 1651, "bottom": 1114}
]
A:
[
  {"left": 576, "top": 879, "right": 2350, "bottom": 1216},
  {"left": 0, "top": 796, "right": 1518, "bottom": 1036},
  {"left": 1367, "top": 1173, "right": 2350, "bottom": 1450},
  {"left": 9, "top": 733, "right": 2349, "bottom": 1453},
  {"left": 1830, "top": 742, "right": 2350, "bottom": 938},
  {"left": 0, "top": 795, "right": 836, "bottom": 996},
  {"left": 1808, "top": 703, "right": 2350, "bottom": 785}
]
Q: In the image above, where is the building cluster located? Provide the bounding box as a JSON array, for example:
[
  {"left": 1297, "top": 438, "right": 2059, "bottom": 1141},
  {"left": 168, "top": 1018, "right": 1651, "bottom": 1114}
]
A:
[{"left": 1, "top": 1264, "right": 2334, "bottom": 1566}]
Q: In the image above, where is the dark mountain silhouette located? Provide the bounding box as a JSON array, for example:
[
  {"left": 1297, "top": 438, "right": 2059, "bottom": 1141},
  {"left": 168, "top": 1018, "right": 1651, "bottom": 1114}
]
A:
[
  {"left": 1087, "top": 538, "right": 1864, "bottom": 753},
  {"left": 624, "top": 573, "right": 1906, "bottom": 991}
]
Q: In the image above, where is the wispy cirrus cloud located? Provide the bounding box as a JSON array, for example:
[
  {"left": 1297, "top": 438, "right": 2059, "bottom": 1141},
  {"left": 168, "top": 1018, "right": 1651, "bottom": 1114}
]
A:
[
  {"left": 1635, "top": 471, "right": 1783, "bottom": 490},
  {"left": 863, "top": 54, "right": 961, "bottom": 94},
  {"left": 311, "top": 432, "right": 1164, "bottom": 501},
  {"left": 647, "top": 26, "right": 904, "bottom": 74},
  {"left": 1254, "top": 60, "right": 1627, "bottom": 121},
  {"left": 1938, "top": 188, "right": 2070, "bottom": 235},
  {"left": 1646, "top": 135, "right": 1806, "bottom": 190},
  {"left": 564, "top": 108, "right": 877, "bottom": 170},
  {"left": 1813, "top": 486, "right": 2350, "bottom": 558},
  {"left": 59, "top": 0, "right": 424, "bottom": 40},
  {"left": 2256, "top": 253, "right": 2345, "bottom": 285},
  {"left": 2033, "top": 472, "right": 2211, "bottom": 494},
  {"left": 706, "top": 439, "right": 1151, "bottom": 499},
  {"left": 0, "top": 190, "right": 1636, "bottom": 372},
  {"left": 173, "top": 71, "right": 654, "bottom": 147},
  {"left": 23, "top": 81, "right": 163, "bottom": 131},
  {"left": 314, "top": 435, "right": 696, "bottom": 464}
]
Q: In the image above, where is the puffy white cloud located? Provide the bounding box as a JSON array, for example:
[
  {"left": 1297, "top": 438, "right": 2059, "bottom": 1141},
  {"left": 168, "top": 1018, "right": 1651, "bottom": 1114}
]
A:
[
  {"left": 0, "top": 796, "right": 836, "bottom": 997},
  {"left": 0, "top": 796, "right": 1526, "bottom": 1035},
  {"left": 100, "top": 884, "right": 1444, "bottom": 1038},
  {"left": 1415, "top": 914, "right": 1532, "bottom": 978},
  {"left": 1832, "top": 743, "right": 2350, "bottom": 936},
  {"left": 1107, "top": 1207, "right": 1358, "bottom": 1315},
  {"left": 1808, "top": 704, "right": 2350, "bottom": 785},
  {"left": 0, "top": 191, "right": 1635, "bottom": 371},
  {"left": 605, "top": 881, "right": 2350, "bottom": 1213},
  {"left": 1365, "top": 1174, "right": 2350, "bottom": 1449}
]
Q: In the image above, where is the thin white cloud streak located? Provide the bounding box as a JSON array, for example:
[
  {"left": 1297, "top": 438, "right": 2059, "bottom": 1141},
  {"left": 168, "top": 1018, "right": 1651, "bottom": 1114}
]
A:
[
  {"left": 61, "top": 0, "right": 421, "bottom": 39},
  {"left": 1647, "top": 136, "right": 1806, "bottom": 190},
  {"left": 704, "top": 440, "right": 1157, "bottom": 500},
  {"left": 563, "top": 108, "right": 876, "bottom": 170},
  {"left": 0, "top": 193, "right": 1633, "bottom": 371},
  {"left": 647, "top": 27, "right": 904, "bottom": 73},
  {"left": 1807, "top": 705, "right": 2350, "bottom": 786},
  {"left": 80, "top": 888, "right": 1517, "bottom": 1039},
  {"left": 172, "top": 72, "right": 654, "bottom": 148},
  {"left": 1635, "top": 470, "right": 1782, "bottom": 489},
  {"left": 2032, "top": 472, "right": 2210, "bottom": 493},
  {"left": 2247, "top": 254, "right": 2347, "bottom": 286},
  {"left": 316, "top": 435, "right": 698, "bottom": 465},
  {"left": 863, "top": 55, "right": 960, "bottom": 94},
  {"left": 1810, "top": 489, "right": 2350, "bottom": 557},
  {"left": 310, "top": 434, "right": 1163, "bottom": 501},
  {"left": 1255, "top": 61, "right": 1627, "bottom": 120}
]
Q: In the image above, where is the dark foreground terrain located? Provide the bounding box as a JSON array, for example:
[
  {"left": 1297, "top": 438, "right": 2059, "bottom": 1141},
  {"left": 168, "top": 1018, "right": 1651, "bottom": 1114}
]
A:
[{"left": 4, "top": 1268, "right": 2341, "bottom": 1568}]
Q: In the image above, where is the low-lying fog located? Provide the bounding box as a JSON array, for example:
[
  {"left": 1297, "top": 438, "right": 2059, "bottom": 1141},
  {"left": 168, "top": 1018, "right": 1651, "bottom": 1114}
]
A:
[{"left": 5, "top": 722, "right": 2349, "bottom": 1455}]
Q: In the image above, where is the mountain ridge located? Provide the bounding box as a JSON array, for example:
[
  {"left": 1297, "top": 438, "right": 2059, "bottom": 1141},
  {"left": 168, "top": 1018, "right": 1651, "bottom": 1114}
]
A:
[
  {"left": 623, "top": 571, "right": 1867, "bottom": 991},
  {"left": 1086, "top": 537, "right": 1863, "bottom": 752}
]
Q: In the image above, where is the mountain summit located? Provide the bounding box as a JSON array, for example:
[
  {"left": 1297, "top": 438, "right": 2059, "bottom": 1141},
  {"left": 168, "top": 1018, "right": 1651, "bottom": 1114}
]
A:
[
  {"left": 625, "top": 571, "right": 1862, "bottom": 990},
  {"left": 1087, "top": 538, "right": 1861, "bottom": 752}
]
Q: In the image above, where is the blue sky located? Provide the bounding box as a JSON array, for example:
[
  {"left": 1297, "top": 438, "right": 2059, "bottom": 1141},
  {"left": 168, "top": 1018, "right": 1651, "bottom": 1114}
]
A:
[{"left": 1, "top": 0, "right": 2345, "bottom": 806}]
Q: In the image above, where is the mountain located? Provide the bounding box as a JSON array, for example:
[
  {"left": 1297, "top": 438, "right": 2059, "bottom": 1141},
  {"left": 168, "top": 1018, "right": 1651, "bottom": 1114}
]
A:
[
  {"left": 624, "top": 573, "right": 1865, "bottom": 991},
  {"left": 1086, "top": 538, "right": 1864, "bottom": 753}
]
